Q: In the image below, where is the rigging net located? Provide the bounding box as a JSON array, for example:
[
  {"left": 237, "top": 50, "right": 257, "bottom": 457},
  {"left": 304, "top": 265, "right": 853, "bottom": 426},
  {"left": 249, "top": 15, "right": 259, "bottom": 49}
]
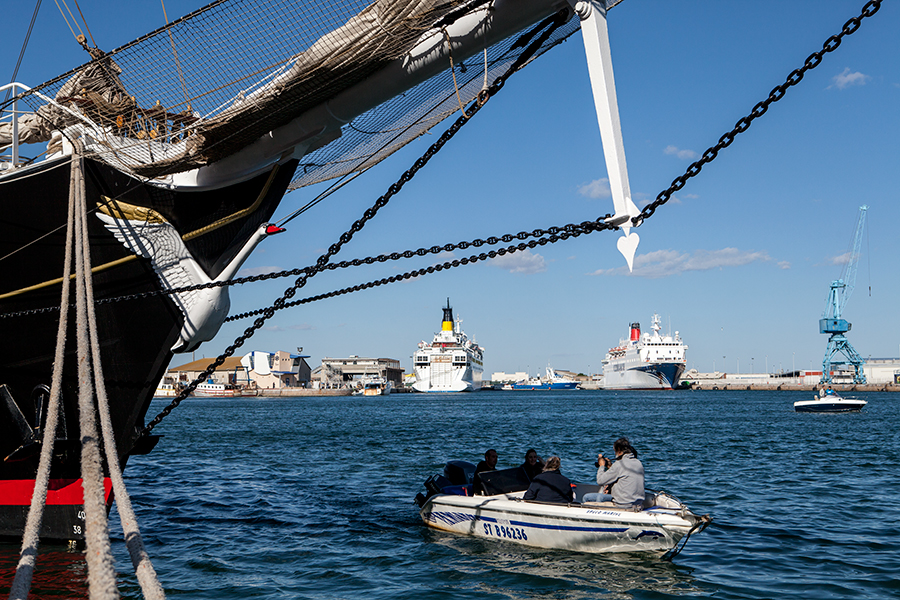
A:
[{"left": 4, "top": 0, "right": 579, "bottom": 187}]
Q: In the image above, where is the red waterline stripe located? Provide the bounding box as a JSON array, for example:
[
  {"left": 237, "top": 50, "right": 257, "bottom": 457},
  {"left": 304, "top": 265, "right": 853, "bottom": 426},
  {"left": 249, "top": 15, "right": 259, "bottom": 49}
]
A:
[{"left": 0, "top": 478, "right": 113, "bottom": 505}]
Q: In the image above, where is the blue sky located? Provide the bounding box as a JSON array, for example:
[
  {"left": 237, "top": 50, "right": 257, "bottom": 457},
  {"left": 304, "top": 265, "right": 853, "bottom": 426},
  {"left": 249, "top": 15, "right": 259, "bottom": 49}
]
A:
[{"left": 7, "top": 1, "right": 899, "bottom": 377}]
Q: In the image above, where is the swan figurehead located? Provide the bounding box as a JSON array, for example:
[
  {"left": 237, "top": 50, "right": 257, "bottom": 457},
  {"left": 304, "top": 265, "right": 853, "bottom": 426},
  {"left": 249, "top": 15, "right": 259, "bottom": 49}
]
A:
[{"left": 97, "top": 204, "right": 286, "bottom": 353}]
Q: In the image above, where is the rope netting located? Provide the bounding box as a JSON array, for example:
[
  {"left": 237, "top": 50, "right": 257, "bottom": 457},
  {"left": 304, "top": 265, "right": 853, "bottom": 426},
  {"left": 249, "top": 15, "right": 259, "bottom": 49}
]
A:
[
  {"left": 5, "top": 0, "right": 578, "bottom": 187},
  {"left": 288, "top": 16, "right": 579, "bottom": 190}
]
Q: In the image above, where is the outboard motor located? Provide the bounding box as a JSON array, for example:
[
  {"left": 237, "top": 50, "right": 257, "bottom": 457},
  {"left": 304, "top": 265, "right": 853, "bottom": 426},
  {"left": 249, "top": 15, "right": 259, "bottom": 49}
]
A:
[
  {"left": 443, "top": 460, "right": 476, "bottom": 485},
  {"left": 415, "top": 460, "right": 477, "bottom": 508}
]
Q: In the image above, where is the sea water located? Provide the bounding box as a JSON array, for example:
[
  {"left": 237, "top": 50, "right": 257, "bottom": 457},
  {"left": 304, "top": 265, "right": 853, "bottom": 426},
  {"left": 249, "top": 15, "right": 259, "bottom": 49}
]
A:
[{"left": 1, "top": 390, "right": 898, "bottom": 599}]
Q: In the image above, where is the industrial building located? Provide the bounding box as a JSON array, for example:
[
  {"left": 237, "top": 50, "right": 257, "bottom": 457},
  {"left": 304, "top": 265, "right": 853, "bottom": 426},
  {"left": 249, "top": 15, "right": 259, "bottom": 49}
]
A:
[
  {"left": 489, "top": 371, "right": 529, "bottom": 383},
  {"left": 165, "top": 356, "right": 247, "bottom": 387},
  {"left": 862, "top": 359, "right": 900, "bottom": 385},
  {"left": 314, "top": 356, "right": 404, "bottom": 388},
  {"left": 164, "top": 350, "right": 312, "bottom": 389}
]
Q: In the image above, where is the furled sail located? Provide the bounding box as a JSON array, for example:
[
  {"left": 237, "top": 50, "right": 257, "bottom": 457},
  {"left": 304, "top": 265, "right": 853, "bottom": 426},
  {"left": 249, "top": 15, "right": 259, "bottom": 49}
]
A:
[{"left": 0, "top": 47, "right": 128, "bottom": 146}]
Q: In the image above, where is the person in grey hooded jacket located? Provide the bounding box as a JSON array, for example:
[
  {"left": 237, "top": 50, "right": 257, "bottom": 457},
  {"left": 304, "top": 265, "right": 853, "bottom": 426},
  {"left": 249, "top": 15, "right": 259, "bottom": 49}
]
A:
[{"left": 582, "top": 437, "right": 644, "bottom": 508}]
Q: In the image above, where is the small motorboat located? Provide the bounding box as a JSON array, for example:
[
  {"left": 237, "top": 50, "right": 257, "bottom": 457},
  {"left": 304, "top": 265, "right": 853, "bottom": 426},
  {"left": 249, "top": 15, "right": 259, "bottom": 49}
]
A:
[
  {"left": 353, "top": 375, "right": 392, "bottom": 396},
  {"left": 794, "top": 388, "right": 867, "bottom": 413},
  {"left": 414, "top": 461, "right": 711, "bottom": 558}
]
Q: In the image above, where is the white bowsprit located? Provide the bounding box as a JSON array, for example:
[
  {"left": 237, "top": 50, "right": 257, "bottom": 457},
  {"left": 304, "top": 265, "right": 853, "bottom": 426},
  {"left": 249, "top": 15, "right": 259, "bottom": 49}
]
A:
[{"left": 575, "top": 0, "right": 640, "bottom": 271}]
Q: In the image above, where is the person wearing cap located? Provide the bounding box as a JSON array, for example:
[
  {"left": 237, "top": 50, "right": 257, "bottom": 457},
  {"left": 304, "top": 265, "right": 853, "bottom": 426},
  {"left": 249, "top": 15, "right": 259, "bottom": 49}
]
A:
[
  {"left": 582, "top": 437, "right": 645, "bottom": 509},
  {"left": 523, "top": 455, "right": 574, "bottom": 504}
]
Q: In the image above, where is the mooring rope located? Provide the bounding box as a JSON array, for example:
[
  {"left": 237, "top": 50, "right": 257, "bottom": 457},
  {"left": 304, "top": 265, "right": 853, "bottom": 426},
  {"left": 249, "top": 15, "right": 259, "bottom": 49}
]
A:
[
  {"left": 77, "top": 157, "right": 167, "bottom": 599},
  {"left": 6, "top": 148, "right": 78, "bottom": 600},
  {"left": 71, "top": 141, "right": 120, "bottom": 600}
]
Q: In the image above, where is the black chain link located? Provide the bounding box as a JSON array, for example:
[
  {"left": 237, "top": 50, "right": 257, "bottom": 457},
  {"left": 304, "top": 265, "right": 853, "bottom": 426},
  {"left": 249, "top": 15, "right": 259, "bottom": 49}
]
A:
[
  {"left": 634, "top": 0, "right": 881, "bottom": 227},
  {"left": 141, "top": 9, "right": 572, "bottom": 435}
]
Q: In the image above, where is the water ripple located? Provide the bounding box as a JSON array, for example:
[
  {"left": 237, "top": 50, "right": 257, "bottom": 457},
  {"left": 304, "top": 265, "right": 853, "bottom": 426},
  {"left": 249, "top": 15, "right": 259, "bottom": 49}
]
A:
[{"left": 1, "top": 391, "right": 897, "bottom": 599}]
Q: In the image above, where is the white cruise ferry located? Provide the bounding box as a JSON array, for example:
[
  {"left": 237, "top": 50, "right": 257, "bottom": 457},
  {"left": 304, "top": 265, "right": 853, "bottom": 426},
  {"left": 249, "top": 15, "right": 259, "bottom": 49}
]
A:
[
  {"left": 601, "top": 314, "right": 687, "bottom": 390},
  {"left": 413, "top": 301, "right": 483, "bottom": 393}
]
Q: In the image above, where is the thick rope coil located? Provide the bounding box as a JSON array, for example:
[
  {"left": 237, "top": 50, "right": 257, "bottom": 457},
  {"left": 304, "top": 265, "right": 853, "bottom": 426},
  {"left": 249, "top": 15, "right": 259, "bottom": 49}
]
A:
[
  {"left": 7, "top": 146, "right": 79, "bottom": 600},
  {"left": 71, "top": 141, "right": 120, "bottom": 600}
]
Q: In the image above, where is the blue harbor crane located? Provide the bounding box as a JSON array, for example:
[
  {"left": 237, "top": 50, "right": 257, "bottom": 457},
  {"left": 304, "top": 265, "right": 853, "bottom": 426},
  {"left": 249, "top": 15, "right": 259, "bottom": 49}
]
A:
[{"left": 819, "top": 205, "right": 868, "bottom": 384}]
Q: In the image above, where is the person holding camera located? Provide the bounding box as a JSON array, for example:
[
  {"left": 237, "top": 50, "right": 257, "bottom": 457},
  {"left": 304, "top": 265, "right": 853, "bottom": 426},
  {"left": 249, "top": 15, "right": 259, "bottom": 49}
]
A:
[{"left": 581, "top": 437, "right": 644, "bottom": 509}]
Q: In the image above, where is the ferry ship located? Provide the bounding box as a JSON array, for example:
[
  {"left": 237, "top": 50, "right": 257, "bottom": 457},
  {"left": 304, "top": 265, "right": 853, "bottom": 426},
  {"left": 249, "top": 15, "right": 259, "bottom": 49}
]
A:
[
  {"left": 413, "top": 301, "right": 483, "bottom": 393},
  {"left": 601, "top": 314, "right": 687, "bottom": 390}
]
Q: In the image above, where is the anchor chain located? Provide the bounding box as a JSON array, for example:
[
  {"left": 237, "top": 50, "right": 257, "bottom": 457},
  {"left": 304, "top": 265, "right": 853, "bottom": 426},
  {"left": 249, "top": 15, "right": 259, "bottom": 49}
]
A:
[
  {"left": 635, "top": 0, "right": 882, "bottom": 227},
  {"left": 225, "top": 219, "right": 612, "bottom": 321},
  {"left": 4, "top": 1, "right": 880, "bottom": 431},
  {"left": 141, "top": 9, "right": 572, "bottom": 435}
]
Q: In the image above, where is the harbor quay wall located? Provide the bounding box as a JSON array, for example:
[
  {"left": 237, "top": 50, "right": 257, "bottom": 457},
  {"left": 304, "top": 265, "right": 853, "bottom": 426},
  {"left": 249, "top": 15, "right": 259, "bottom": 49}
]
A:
[
  {"left": 257, "top": 388, "right": 352, "bottom": 397},
  {"left": 690, "top": 383, "right": 900, "bottom": 392}
]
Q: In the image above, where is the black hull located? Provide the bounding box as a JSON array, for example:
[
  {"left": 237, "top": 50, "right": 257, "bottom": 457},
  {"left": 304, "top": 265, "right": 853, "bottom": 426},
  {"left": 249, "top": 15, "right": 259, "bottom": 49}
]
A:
[
  {"left": 0, "top": 155, "right": 297, "bottom": 541},
  {"left": 794, "top": 403, "right": 866, "bottom": 413}
]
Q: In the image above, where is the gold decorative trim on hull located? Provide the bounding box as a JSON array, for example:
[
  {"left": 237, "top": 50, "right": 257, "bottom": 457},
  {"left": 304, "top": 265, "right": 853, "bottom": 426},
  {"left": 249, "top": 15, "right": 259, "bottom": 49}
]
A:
[{"left": 0, "top": 165, "right": 279, "bottom": 299}]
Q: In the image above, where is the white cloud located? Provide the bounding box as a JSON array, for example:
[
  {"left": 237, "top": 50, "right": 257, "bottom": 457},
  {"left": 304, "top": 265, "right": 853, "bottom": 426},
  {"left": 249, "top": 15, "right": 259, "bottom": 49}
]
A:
[
  {"left": 829, "top": 252, "right": 855, "bottom": 266},
  {"left": 778, "top": 261, "right": 791, "bottom": 270},
  {"left": 490, "top": 249, "right": 547, "bottom": 274},
  {"left": 830, "top": 67, "right": 869, "bottom": 90},
  {"left": 664, "top": 145, "right": 698, "bottom": 160},
  {"left": 238, "top": 265, "right": 282, "bottom": 277},
  {"left": 262, "top": 323, "right": 314, "bottom": 332},
  {"left": 589, "top": 247, "right": 771, "bottom": 278},
  {"left": 577, "top": 178, "right": 611, "bottom": 199},
  {"left": 663, "top": 193, "right": 699, "bottom": 206}
]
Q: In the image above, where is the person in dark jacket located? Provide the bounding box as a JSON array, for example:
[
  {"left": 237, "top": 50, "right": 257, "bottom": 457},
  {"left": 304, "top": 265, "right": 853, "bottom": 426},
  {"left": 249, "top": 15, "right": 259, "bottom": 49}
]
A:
[
  {"left": 520, "top": 448, "right": 544, "bottom": 481},
  {"left": 523, "top": 455, "right": 573, "bottom": 504},
  {"left": 472, "top": 449, "right": 498, "bottom": 495},
  {"left": 475, "top": 449, "right": 498, "bottom": 475}
]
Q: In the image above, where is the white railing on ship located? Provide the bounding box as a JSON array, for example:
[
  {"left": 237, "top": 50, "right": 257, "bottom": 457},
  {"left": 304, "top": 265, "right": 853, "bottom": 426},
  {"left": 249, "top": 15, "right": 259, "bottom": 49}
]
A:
[
  {"left": 0, "top": 82, "right": 29, "bottom": 168},
  {"left": 2, "top": 82, "right": 107, "bottom": 170}
]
